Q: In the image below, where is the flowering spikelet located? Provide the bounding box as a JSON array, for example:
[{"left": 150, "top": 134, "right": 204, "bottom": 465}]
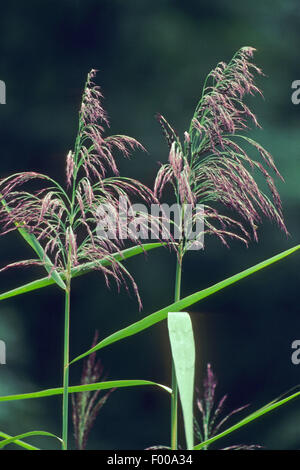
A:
[
  {"left": 154, "top": 47, "right": 287, "bottom": 249},
  {"left": 76, "top": 69, "right": 145, "bottom": 181},
  {"left": 194, "top": 364, "right": 261, "bottom": 450},
  {"left": 0, "top": 70, "right": 167, "bottom": 307},
  {"left": 71, "top": 331, "right": 114, "bottom": 450},
  {"left": 66, "top": 150, "right": 74, "bottom": 187}
]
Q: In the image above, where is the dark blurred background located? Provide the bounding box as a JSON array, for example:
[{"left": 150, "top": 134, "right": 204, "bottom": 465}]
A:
[{"left": 0, "top": 0, "right": 300, "bottom": 450}]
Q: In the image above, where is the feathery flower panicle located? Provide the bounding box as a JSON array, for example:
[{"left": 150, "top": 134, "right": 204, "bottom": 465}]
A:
[
  {"left": 0, "top": 70, "right": 165, "bottom": 307},
  {"left": 72, "top": 331, "right": 114, "bottom": 450},
  {"left": 195, "top": 364, "right": 261, "bottom": 450},
  {"left": 76, "top": 69, "right": 145, "bottom": 181},
  {"left": 154, "top": 47, "right": 287, "bottom": 250}
]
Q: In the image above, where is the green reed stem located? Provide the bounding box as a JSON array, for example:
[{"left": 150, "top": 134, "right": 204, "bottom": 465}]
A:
[
  {"left": 62, "top": 267, "right": 71, "bottom": 450},
  {"left": 171, "top": 249, "right": 182, "bottom": 450}
]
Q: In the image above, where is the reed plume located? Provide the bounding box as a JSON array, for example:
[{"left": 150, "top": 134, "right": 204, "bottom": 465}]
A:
[{"left": 154, "top": 47, "right": 287, "bottom": 251}]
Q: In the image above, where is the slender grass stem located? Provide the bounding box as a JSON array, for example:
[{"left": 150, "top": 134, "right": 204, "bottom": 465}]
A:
[
  {"left": 62, "top": 276, "right": 71, "bottom": 450},
  {"left": 171, "top": 250, "right": 182, "bottom": 450}
]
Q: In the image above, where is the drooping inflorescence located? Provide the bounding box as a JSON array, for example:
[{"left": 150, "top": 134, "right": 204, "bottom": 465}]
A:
[
  {"left": 194, "top": 364, "right": 261, "bottom": 450},
  {"left": 0, "top": 70, "right": 164, "bottom": 307},
  {"left": 154, "top": 47, "right": 287, "bottom": 250}
]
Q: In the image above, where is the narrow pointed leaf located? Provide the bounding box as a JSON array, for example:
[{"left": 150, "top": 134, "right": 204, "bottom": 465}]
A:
[
  {"left": 0, "top": 197, "right": 66, "bottom": 290},
  {"left": 194, "top": 389, "right": 300, "bottom": 449},
  {"left": 17, "top": 227, "right": 66, "bottom": 290},
  {"left": 0, "top": 276, "right": 56, "bottom": 301},
  {"left": 0, "top": 242, "right": 164, "bottom": 301},
  {"left": 0, "top": 379, "right": 172, "bottom": 403},
  {"left": 168, "top": 312, "right": 195, "bottom": 450},
  {"left": 71, "top": 244, "right": 300, "bottom": 365},
  {"left": 0, "top": 431, "right": 61, "bottom": 449},
  {"left": 0, "top": 431, "right": 39, "bottom": 450}
]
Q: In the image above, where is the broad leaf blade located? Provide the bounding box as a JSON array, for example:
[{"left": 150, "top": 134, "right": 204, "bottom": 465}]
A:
[
  {"left": 0, "top": 242, "right": 164, "bottom": 301},
  {"left": 71, "top": 244, "right": 300, "bottom": 364},
  {"left": 168, "top": 312, "right": 195, "bottom": 450}
]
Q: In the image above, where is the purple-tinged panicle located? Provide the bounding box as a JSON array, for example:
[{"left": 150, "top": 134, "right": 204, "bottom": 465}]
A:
[
  {"left": 0, "top": 70, "right": 168, "bottom": 307},
  {"left": 155, "top": 47, "right": 287, "bottom": 247},
  {"left": 192, "top": 46, "right": 265, "bottom": 153},
  {"left": 66, "top": 227, "right": 78, "bottom": 266},
  {"left": 0, "top": 259, "right": 43, "bottom": 273},
  {"left": 222, "top": 444, "right": 263, "bottom": 450},
  {"left": 72, "top": 331, "right": 114, "bottom": 450},
  {"left": 155, "top": 142, "right": 195, "bottom": 206},
  {"left": 194, "top": 363, "right": 261, "bottom": 450},
  {"left": 80, "top": 69, "right": 109, "bottom": 127},
  {"left": 203, "top": 363, "right": 217, "bottom": 408},
  {"left": 77, "top": 69, "right": 146, "bottom": 181},
  {"left": 155, "top": 113, "right": 179, "bottom": 149}
]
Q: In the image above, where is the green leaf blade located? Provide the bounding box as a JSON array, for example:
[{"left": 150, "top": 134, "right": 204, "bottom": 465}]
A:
[
  {"left": 0, "top": 431, "right": 39, "bottom": 450},
  {"left": 0, "top": 379, "right": 172, "bottom": 403},
  {"left": 0, "top": 242, "right": 164, "bottom": 301},
  {"left": 168, "top": 312, "right": 195, "bottom": 450},
  {"left": 0, "top": 431, "right": 61, "bottom": 449},
  {"left": 194, "top": 389, "right": 300, "bottom": 450},
  {"left": 71, "top": 244, "right": 300, "bottom": 364},
  {"left": 0, "top": 196, "right": 66, "bottom": 290}
]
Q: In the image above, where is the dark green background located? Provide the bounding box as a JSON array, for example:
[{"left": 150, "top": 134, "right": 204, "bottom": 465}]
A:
[{"left": 0, "top": 0, "right": 300, "bottom": 450}]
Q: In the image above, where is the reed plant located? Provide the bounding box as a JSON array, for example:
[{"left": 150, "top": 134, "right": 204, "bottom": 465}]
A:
[{"left": 0, "top": 48, "right": 299, "bottom": 450}]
